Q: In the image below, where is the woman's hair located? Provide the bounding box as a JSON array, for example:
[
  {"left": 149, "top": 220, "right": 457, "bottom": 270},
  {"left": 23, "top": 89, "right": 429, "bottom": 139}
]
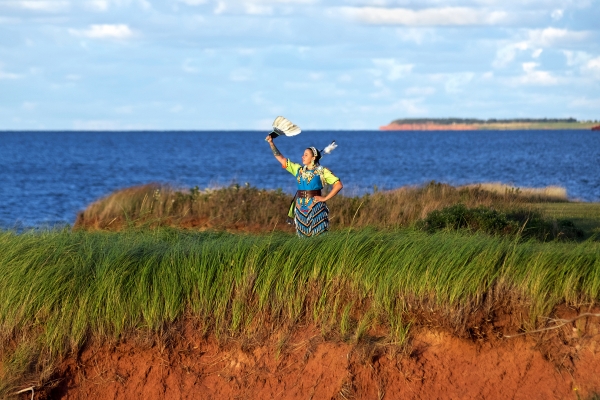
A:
[{"left": 307, "top": 146, "right": 322, "bottom": 163}]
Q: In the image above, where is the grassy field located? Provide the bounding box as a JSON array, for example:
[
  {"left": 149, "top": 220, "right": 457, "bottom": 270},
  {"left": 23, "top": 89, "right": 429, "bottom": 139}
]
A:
[
  {"left": 477, "top": 122, "right": 598, "bottom": 130},
  {"left": 74, "top": 181, "right": 574, "bottom": 234},
  {"left": 3, "top": 181, "right": 600, "bottom": 394},
  {"left": 539, "top": 202, "right": 600, "bottom": 240},
  {"left": 383, "top": 120, "right": 599, "bottom": 130},
  {"left": 1, "top": 227, "right": 600, "bottom": 394}
]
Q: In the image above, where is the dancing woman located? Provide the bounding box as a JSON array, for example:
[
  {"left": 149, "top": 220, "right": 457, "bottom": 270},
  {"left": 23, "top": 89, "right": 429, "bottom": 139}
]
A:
[{"left": 266, "top": 135, "right": 343, "bottom": 237}]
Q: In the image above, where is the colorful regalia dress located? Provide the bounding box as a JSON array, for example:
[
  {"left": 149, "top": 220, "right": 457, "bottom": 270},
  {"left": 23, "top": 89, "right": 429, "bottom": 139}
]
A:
[{"left": 283, "top": 159, "right": 340, "bottom": 238}]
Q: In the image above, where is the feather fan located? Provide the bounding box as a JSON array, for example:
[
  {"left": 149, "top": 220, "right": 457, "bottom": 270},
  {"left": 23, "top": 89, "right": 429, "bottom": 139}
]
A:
[{"left": 268, "top": 116, "right": 301, "bottom": 140}]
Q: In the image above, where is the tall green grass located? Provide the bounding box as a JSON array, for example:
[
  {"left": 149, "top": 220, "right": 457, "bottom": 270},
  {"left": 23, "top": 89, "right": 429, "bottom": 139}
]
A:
[{"left": 1, "top": 228, "right": 600, "bottom": 393}]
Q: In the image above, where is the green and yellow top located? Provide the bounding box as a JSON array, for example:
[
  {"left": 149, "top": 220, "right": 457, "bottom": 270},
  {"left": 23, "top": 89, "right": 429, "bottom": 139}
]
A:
[{"left": 283, "top": 159, "right": 339, "bottom": 190}]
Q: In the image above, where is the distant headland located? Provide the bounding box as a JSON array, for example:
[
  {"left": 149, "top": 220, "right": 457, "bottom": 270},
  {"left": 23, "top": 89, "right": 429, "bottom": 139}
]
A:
[{"left": 380, "top": 118, "right": 600, "bottom": 131}]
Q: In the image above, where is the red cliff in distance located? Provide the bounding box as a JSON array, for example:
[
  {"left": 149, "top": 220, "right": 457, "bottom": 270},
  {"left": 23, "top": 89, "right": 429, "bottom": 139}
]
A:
[{"left": 592, "top": 125, "right": 600, "bottom": 131}]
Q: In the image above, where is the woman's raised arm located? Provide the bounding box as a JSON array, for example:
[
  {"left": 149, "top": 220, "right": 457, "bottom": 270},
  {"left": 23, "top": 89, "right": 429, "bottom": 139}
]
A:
[{"left": 265, "top": 135, "right": 287, "bottom": 168}]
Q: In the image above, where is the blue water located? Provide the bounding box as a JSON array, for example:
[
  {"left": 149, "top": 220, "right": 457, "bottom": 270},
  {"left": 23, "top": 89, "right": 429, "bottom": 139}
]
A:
[{"left": 1, "top": 130, "right": 599, "bottom": 228}]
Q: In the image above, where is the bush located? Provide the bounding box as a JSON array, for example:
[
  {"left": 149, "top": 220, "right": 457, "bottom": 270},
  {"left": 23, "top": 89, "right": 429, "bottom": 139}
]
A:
[{"left": 417, "top": 204, "right": 583, "bottom": 241}]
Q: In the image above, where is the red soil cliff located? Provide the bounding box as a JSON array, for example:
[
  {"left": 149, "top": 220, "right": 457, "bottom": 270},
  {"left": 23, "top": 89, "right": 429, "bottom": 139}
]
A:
[{"left": 29, "top": 311, "right": 600, "bottom": 400}]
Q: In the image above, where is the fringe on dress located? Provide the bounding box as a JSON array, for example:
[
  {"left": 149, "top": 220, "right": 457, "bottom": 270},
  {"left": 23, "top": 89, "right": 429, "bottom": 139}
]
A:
[{"left": 294, "top": 199, "right": 329, "bottom": 237}]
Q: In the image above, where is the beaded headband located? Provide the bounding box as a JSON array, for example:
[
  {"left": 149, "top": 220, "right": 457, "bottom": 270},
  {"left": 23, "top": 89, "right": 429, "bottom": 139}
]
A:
[{"left": 309, "top": 147, "right": 318, "bottom": 157}]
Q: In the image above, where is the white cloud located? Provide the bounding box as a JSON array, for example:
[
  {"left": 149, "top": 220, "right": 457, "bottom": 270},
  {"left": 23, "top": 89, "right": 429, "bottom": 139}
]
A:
[
  {"left": 493, "top": 41, "right": 529, "bottom": 68},
  {"left": 444, "top": 72, "right": 475, "bottom": 93},
  {"left": 395, "top": 28, "right": 437, "bottom": 45},
  {"left": 369, "top": 79, "right": 392, "bottom": 98},
  {"left": 569, "top": 97, "right": 600, "bottom": 109},
  {"left": 372, "top": 59, "right": 413, "bottom": 81},
  {"left": 86, "top": 0, "right": 109, "bottom": 11},
  {"left": 527, "top": 27, "right": 589, "bottom": 47},
  {"left": 340, "top": 6, "right": 509, "bottom": 26},
  {"left": 6, "top": 1, "right": 70, "bottom": 12},
  {"left": 428, "top": 72, "right": 475, "bottom": 93},
  {"left": 214, "top": 1, "right": 226, "bottom": 14},
  {"left": 563, "top": 50, "right": 592, "bottom": 67},
  {"left": 0, "top": 65, "right": 22, "bottom": 79},
  {"left": 82, "top": 0, "right": 151, "bottom": 11},
  {"left": 175, "top": 0, "right": 207, "bottom": 5},
  {"left": 138, "top": 0, "right": 151, "bottom": 9},
  {"left": 244, "top": 3, "right": 273, "bottom": 15},
  {"left": 493, "top": 28, "right": 589, "bottom": 68},
  {"left": 514, "top": 62, "right": 558, "bottom": 85},
  {"left": 582, "top": 57, "right": 600, "bottom": 78},
  {"left": 68, "top": 24, "right": 134, "bottom": 39},
  {"left": 550, "top": 9, "right": 563, "bottom": 21},
  {"left": 0, "top": 71, "right": 21, "bottom": 79},
  {"left": 392, "top": 99, "right": 427, "bottom": 115},
  {"left": 202, "top": 0, "right": 313, "bottom": 15},
  {"left": 522, "top": 62, "right": 537, "bottom": 72},
  {"left": 405, "top": 86, "right": 435, "bottom": 96},
  {"left": 586, "top": 57, "right": 600, "bottom": 71}
]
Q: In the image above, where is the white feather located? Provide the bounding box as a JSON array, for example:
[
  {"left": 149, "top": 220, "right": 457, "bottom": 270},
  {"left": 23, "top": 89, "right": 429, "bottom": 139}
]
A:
[
  {"left": 272, "top": 116, "right": 301, "bottom": 137},
  {"left": 322, "top": 141, "right": 337, "bottom": 155}
]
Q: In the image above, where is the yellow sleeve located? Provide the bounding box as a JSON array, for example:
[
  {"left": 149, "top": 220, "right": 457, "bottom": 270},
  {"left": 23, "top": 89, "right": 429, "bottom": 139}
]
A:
[
  {"left": 283, "top": 159, "right": 302, "bottom": 176},
  {"left": 322, "top": 168, "right": 340, "bottom": 185}
]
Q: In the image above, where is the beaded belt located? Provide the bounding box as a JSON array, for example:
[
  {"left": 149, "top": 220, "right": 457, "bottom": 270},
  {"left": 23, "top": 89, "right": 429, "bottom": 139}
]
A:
[{"left": 296, "top": 190, "right": 321, "bottom": 198}]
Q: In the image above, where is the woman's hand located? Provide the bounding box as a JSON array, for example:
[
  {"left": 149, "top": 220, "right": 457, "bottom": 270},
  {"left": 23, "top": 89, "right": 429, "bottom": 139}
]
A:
[
  {"left": 265, "top": 134, "right": 273, "bottom": 144},
  {"left": 313, "top": 181, "right": 343, "bottom": 204}
]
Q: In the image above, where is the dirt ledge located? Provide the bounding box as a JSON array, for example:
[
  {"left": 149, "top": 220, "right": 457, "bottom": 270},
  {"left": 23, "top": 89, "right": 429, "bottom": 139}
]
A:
[{"left": 22, "top": 318, "right": 600, "bottom": 400}]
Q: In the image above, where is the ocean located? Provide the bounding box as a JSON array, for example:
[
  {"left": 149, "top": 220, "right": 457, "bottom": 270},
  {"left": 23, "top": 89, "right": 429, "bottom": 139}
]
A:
[{"left": 1, "top": 130, "right": 599, "bottom": 228}]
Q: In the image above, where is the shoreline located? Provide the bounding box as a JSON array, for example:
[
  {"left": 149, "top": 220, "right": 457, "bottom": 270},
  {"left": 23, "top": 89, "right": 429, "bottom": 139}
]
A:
[{"left": 380, "top": 122, "right": 599, "bottom": 130}]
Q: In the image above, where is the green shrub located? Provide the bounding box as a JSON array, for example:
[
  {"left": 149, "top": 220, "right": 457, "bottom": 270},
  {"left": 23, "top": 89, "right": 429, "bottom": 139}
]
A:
[{"left": 417, "top": 204, "right": 583, "bottom": 241}]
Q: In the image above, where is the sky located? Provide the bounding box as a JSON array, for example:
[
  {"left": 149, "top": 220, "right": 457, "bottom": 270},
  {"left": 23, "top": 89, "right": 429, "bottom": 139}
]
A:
[{"left": 0, "top": 0, "right": 599, "bottom": 130}]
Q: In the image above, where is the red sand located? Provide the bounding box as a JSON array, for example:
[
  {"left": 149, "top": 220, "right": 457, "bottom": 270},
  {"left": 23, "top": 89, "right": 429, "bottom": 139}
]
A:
[{"left": 29, "top": 315, "right": 600, "bottom": 400}]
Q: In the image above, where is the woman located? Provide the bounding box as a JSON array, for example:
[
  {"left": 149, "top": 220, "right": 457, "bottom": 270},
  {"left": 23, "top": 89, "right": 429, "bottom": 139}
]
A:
[{"left": 266, "top": 135, "right": 343, "bottom": 237}]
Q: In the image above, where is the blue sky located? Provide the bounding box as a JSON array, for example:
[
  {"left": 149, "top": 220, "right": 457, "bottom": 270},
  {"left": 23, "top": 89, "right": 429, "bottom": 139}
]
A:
[{"left": 0, "top": 0, "right": 599, "bottom": 130}]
